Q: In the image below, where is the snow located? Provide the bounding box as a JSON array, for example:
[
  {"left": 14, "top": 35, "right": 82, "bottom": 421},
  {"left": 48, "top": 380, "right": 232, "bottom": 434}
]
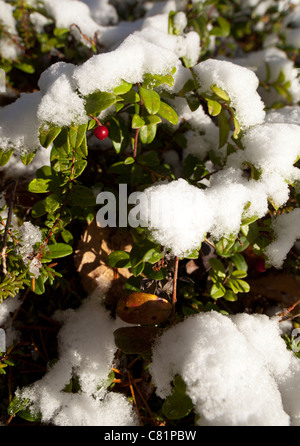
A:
[
  {"left": 0, "top": 295, "right": 22, "bottom": 348},
  {"left": 73, "top": 31, "right": 179, "bottom": 95},
  {"left": 193, "top": 59, "right": 266, "bottom": 129},
  {"left": 0, "top": 0, "right": 23, "bottom": 60},
  {"left": 0, "top": 92, "right": 42, "bottom": 154},
  {"left": 233, "top": 47, "right": 300, "bottom": 106},
  {"left": 150, "top": 310, "right": 300, "bottom": 426},
  {"left": 265, "top": 208, "right": 300, "bottom": 268},
  {"left": 140, "top": 122, "right": 300, "bottom": 257},
  {"left": 17, "top": 222, "right": 43, "bottom": 277},
  {"left": 18, "top": 295, "right": 139, "bottom": 426},
  {"left": 139, "top": 178, "right": 214, "bottom": 257}
]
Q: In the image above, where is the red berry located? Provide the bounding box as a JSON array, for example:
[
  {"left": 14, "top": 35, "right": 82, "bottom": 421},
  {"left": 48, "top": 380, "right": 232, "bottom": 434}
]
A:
[
  {"left": 255, "top": 258, "right": 266, "bottom": 273},
  {"left": 94, "top": 125, "right": 108, "bottom": 140}
]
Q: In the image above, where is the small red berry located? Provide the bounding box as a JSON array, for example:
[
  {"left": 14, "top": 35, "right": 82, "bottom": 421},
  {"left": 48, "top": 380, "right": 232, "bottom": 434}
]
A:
[
  {"left": 255, "top": 258, "right": 266, "bottom": 273},
  {"left": 94, "top": 125, "right": 109, "bottom": 140}
]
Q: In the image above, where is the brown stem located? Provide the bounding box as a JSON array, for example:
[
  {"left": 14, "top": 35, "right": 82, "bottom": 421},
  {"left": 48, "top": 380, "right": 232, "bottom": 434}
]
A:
[
  {"left": 133, "top": 128, "right": 140, "bottom": 159},
  {"left": 170, "top": 256, "right": 179, "bottom": 324},
  {"left": 1, "top": 180, "right": 18, "bottom": 276}
]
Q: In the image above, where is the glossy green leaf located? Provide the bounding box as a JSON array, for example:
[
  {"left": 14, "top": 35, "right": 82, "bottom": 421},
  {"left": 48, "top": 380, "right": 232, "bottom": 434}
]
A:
[
  {"left": 207, "top": 99, "right": 222, "bottom": 116},
  {"left": 231, "top": 253, "right": 248, "bottom": 272},
  {"left": 113, "top": 81, "right": 132, "bottom": 95},
  {"left": 44, "top": 243, "right": 73, "bottom": 259},
  {"left": 132, "top": 114, "right": 145, "bottom": 129},
  {"left": 20, "top": 151, "right": 36, "bottom": 165},
  {"left": 218, "top": 108, "right": 230, "bottom": 148},
  {"left": 211, "top": 84, "right": 230, "bottom": 102},
  {"left": 139, "top": 86, "right": 161, "bottom": 114},
  {"left": 162, "top": 376, "right": 194, "bottom": 420},
  {"left": 85, "top": 91, "right": 116, "bottom": 116},
  {"left": 69, "top": 185, "right": 96, "bottom": 207},
  {"left": 142, "top": 72, "right": 175, "bottom": 89},
  {"left": 108, "top": 250, "right": 131, "bottom": 268},
  {"left": 139, "top": 124, "right": 157, "bottom": 144},
  {"left": 69, "top": 123, "right": 88, "bottom": 149},
  {"left": 137, "top": 150, "right": 160, "bottom": 167},
  {"left": 44, "top": 193, "right": 61, "bottom": 213},
  {"left": 157, "top": 100, "right": 178, "bottom": 125},
  {"left": 211, "top": 283, "right": 226, "bottom": 299},
  {"left": 14, "top": 62, "right": 35, "bottom": 73},
  {"left": 28, "top": 178, "right": 51, "bottom": 194},
  {"left": 0, "top": 149, "right": 13, "bottom": 166},
  {"left": 39, "top": 124, "right": 62, "bottom": 148}
]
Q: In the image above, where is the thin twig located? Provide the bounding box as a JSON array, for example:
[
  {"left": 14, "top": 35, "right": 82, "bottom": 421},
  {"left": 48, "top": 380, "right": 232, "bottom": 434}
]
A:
[
  {"left": 170, "top": 256, "right": 179, "bottom": 324},
  {"left": 1, "top": 180, "right": 18, "bottom": 276},
  {"left": 133, "top": 128, "right": 140, "bottom": 159},
  {"left": 279, "top": 298, "right": 300, "bottom": 321}
]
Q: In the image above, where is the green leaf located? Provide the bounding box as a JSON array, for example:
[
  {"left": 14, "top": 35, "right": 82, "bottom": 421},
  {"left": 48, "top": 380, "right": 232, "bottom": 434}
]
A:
[
  {"left": 73, "top": 159, "right": 87, "bottom": 178},
  {"left": 28, "top": 178, "right": 51, "bottom": 194},
  {"left": 142, "top": 72, "right": 175, "bottom": 89},
  {"left": 130, "top": 241, "right": 162, "bottom": 268},
  {"left": 32, "top": 274, "right": 46, "bottom": 295},
  {"left": 231, "top": 253, "right": 248, "bottom": 272},
  {"left": 43, "top": 193, "right": 61, "bottom": 213},
  {"left": 108, "top": 251, "right": 131, "bottom": 268},
  {"left": 132, "top": 114, "right": 145, "bottom": 129},
  {"left": 51, "top": 127, "right": 71, "bottom": 158},
  {"left": 39, "top": 124, "right": 62, "bottom": 148},
  {"left": 69, "top": 185, "right": 96, "bottom": 207},
  {"left": 233, "top": 116, "right": 241, "bottom": 139},
  {"left": 215, "top": 235, "right": 236, "bottom": 257},
  {"left": 14, "top": 62, "right": 35, "bottom": 73},
  {"left": 108, "top": 116, "right": 130, "bottom": 153},
  {"left": 85, "top": 91, "right": 116, "bottom": 116},
  {"left": 139, "top": 124, "right": 157, "bottom": 144},
  {"left": 137, "top": 150, "right": 160, "bottom": 167},
  {"left": 44, "top": 243, "right": 73, "bottom": 259},
  {"left": 218, "top": 108, "right": 230, "bottom": 148},
  {"left": 131, "top": 261, "right": 145, "bottom": 277},
  {"left": 139, "top": 86, "right": 161, "bottom": 115},
  {"left": 185, "top": 93, "right": 200, "bottom": 112},
  {"left": 157, "top": 101, "right": 178, "bottom": 125},
  {"left": 211, "top": 84, "right": 230, "bottom": 102},
  {"left": 113, "top": 81, "right": 132, "bottom": 95},
  {"left": 207, "top": 99, "right": 222, "bottom": 116},
  {"left": 211, "top": 283, "right": 226, "bottom": 299},
  {"left": 0, "top": 149, "right": 13, "bottom": 166},
  {"left": 227, "top": 278, "right": 250, "bottom": 294},
  {"left": 61, "top": 229, "right": 74, "bottom": 244},
  {"left": 20, "top": 151, "right": 36, "bottom": 165},
  {"left": 231, "top": 270, "right": 247, "bottom": 279},
  {"left": 125, "top": 275, "right": 143, "bottom": 292},
  {"left": 69, "top": 123, "right": 88, "bottom": 149},
  {"left": 120, "top": 90, "right": 140, "bottom": 103},
  {"left": 224, "top": 289, "right": 238, "bottom": 302},
  {"left": 209, "top": 258, "right": 226, "bottom": 277},
  {"left": 31, "top": 199, "right": 47, "bottom": 218},
  {"left": 162, "top": 376, "right": 194, "bottom": 420}
]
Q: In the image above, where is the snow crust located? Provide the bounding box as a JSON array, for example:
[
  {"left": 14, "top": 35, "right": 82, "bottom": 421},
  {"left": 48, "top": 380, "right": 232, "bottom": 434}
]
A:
[{"left": 150, "top": 310, "right": 300, "bottom": 426}]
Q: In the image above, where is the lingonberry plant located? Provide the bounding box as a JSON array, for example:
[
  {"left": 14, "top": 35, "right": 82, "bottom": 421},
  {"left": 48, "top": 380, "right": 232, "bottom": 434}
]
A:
[{"left": 0, "top": 0, "right": 300, "bottom": 427}]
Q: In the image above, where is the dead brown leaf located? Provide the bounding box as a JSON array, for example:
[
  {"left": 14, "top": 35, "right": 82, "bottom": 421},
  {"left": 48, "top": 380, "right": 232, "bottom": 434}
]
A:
[{"left": 74, "top": 220, "right": 132, "bottom": 306}]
